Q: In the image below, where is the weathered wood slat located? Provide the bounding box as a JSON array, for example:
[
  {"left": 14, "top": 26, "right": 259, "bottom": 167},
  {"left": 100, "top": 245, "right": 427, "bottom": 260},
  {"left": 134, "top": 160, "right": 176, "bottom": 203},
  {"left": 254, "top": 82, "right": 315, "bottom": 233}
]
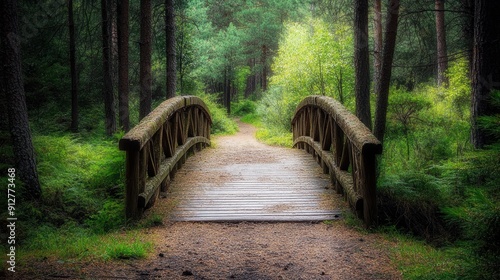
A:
[
  {"left": 168, "top": 132, "right": 342, "bottom": 222},
  {"left": 120, "top": 96, "right": 211, "bottom": 220},
  {"left": 292, "top": 96, "right": 382, "bottom": 154},
  {"left": 293, "top": 136, "right": 363, "bottom": 216},
  {"left": 138, "top": 136, "right": 210, "bottom": 208},
  {"left": 292, "top": 95, "right": 382, "bottom": 227}
]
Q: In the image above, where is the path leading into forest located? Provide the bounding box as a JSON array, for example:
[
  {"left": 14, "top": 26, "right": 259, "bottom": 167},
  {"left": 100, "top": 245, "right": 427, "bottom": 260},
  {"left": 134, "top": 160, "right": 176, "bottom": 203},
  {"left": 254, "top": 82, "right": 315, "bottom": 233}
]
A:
[
  {"left": 124, "top": 122, "right": 400, "bottom": 279},
  {"left": 16, "top": 122, "right": 401, "bottom": 279},
  {"left": 168, "top": 121, "right": 341, "bottom": 222}
]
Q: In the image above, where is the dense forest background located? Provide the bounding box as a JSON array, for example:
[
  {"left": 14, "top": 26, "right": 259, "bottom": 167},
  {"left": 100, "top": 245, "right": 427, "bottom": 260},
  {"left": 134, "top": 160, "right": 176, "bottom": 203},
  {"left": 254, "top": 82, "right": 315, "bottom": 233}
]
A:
[{"left": 1, "top": 0, "right": 499, "bottom": 278}]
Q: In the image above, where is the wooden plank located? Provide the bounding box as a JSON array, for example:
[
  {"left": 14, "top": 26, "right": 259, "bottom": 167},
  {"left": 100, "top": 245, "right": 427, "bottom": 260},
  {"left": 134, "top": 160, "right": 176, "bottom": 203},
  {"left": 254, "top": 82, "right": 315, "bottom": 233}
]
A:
[{"left": 168, "top": 141, "right": 341, "bottom": 223}]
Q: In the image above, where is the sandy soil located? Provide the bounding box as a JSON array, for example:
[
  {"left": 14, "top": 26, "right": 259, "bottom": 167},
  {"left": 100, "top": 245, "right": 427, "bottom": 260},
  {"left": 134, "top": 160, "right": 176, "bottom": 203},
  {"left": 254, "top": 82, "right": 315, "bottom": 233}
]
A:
[{"left": 8, "top": 122, "right": 401, "bottom": 280}]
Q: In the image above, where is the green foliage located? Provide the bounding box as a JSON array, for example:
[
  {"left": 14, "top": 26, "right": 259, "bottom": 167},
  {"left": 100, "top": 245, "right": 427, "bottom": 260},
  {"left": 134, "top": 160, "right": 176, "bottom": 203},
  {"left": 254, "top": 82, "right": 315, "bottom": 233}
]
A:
[
  {"left": 139, "top": 214, "right": 164, "bottom": 228},
  {"left": 255, "top": 127, "right": 293, "bottom": 147},
  {"left": 195, "top": 92, "right": 238, "bottom": 134},
  {"left": 444, "top": 57, "right": 472, "bottom": 120},
  {"left": 103, "top": 240, "right": 152, "bottom": 260},
  {"left": 388, "top": 87, "right": 431, "bottom": 133},
  {"left": 387, "top": 231, "right": 478, "bottom": 280},
  {"left": 240, "top": 113, "right": 260, "bottom": 125},
  {"left": 378, "top": 171, "right": 452, "bottom": 242},
  {"left": 258, "top": 87, "right": 295, "bottom": 131},
  {"left": 477, "top": 90, "right": 500, "bottom": 141},
  {"left": 21, "top": 224, "right": 152, "bottom": 261},
  {"left": 85, "top": 200, "right": 125, "bottom": 234},
  {"left": 258, "top": 18, "right": 355, "bottom": 139},
  {"left": 29, "top": 134, "right": 124, "bottom": 227},
  {"left": 231, "top": 98, "right": 257, "bottom": 117},
  {"left": 269, "top": 19, "right": 354, "bottom": 108}
]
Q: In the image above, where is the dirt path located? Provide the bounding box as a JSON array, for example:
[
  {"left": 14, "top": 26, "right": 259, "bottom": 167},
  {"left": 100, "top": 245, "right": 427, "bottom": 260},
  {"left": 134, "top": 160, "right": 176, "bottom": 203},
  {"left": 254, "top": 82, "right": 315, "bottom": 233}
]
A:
[
  {"left": 125, "top": 122, "right": 400, "bottom": 279},
  {"left": 14, "top": 122, "right": 401, "bottom": 279}
]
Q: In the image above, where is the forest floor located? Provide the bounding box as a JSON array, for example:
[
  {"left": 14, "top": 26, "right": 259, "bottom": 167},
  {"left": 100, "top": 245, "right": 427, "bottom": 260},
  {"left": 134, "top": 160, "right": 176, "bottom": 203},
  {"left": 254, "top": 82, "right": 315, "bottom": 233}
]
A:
[{"left": 13, "top": 122, "right": 402, "bottom": 280}]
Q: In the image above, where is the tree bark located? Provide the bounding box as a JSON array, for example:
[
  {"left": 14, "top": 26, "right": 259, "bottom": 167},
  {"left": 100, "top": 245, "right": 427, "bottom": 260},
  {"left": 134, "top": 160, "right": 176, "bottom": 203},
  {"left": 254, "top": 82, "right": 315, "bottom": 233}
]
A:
[
  {"left": 471, "top": 0, "right": 500, "bottom": 148},
  {"left": 0, "top": 44, "right": 6, "bottom": 132},
  {"left": 435, "top": 0, "right": 448, "bottom": 87},
  {"left": 117, "top": 0, "right": 130, "bottom": 131},
  {"left": 1, "top": 0, "right": 41, "bottom": 199},
  {"left": 165, "top": 0, "right": 176, "bottom": 99},
  {"left": 354, "top": 0, "right": 372, "bottom": 129},
  {"left": 462, "top": 0, "right": 474, "bottom": 73},
  {"left": 373, "top": 0, "right": 400, "bottom": 143},
  {"left": 68, "top": 0, "right": 78, "bottom": 132},
  {"left": 261, "top": 44, "right": 268, "bottom": 92},
  {"left": 101, "top": 0, "right": 116, "bottom": 135},
  {"left": 140, "top": 0, "right": 152, "bottom": 120},
  {"left": 224, "top": 68, "right": 231, "bottom": 115},
  {"left": 373, "top": 0, "right": 383, "bottom": 94}
]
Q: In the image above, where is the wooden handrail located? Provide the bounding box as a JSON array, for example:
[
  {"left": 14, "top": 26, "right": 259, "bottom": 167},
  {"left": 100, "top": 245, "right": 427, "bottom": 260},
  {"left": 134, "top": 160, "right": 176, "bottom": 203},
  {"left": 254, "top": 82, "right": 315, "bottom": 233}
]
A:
[
  {"left": 119, "top": 96, "right": 211, "bottom": 220},
  {"left": 292, "top": 95, "right": 382, "bottom": 227}
]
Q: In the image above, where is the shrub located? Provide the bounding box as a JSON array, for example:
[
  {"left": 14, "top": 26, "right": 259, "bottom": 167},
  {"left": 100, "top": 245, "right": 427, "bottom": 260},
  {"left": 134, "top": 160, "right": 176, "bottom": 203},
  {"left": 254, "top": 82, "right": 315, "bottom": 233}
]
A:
[
  {"left": 231, "top": 98, "right": 257, "bottom": 117},
  {"left": 85, "top": 200, "right": 125, "bottom": 234},
  {"left": 195, "top": 92, "right": 238, "bottom": 135},
  {"left": 378, "top": 171, "right": 454, "bottom": 243}
]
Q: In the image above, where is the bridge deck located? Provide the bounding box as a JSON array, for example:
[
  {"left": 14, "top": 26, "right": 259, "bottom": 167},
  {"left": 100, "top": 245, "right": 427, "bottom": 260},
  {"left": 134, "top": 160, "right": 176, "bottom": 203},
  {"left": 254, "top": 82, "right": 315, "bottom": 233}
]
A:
[{"left": 166, "top": 122, "right": 343, "bottom": 222}]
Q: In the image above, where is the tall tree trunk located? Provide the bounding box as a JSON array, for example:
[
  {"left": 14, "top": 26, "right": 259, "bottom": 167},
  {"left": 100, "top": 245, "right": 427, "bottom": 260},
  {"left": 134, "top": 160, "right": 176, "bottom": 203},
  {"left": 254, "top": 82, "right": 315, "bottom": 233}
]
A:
[
  {"left": 245, "top": 59, "right": 255, "bottom": 97},
  {"left": 435, "top": 0, "right": 448, "bottom": 87},
  {"left": 140, "top": 0, "right": 152, "bottom": 120},
  {"left": 117, "top": 0, "right": 130, "bottom": 131},
  {"left": 373, "top": 0, "right": 383, "bottom": 93},
  {"left": 354, "top": 0, "right": 372, "bottom": 129},
  {"left": 68, "top": 0, "right": 78, "bottom": 132},
  {"left": 261, "top": 44, "right": 268, "bottom": 91},
  {"left": 224, "top": 68, "right": 231, "bottom": 115},
  {"left": 373, "top": 0, "right": 400, "bottom": 143},
  {"left": 101, "top": 0, "right": 116, "bottom": 135},
  {"left": 0, "top": 45, "right": 7, "bottom": 133},
  {"left": 165, "top": 0, "right": 176, "bottom": 98},
  {"left": 462, "top": 0, "right": 474, "bottom": 72},
  {"left": 178, "top": 27, "right": 184, "bottom": 95},
  {"left": 471, "top": 0, "right": 500, "bottom": 148},
  {"left": 1, "top": 0, "right": 41, "bottom": 199}
]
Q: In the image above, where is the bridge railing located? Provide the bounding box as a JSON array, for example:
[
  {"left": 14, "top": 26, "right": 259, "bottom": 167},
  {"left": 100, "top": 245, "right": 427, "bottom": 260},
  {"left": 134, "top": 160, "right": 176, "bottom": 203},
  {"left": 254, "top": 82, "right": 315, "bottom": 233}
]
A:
[
  {"left": 119, "top": 96, "right": 211, "bottom": 220},
  {"left": 292, "top": 95, "right": 382, "bottom": 227}
]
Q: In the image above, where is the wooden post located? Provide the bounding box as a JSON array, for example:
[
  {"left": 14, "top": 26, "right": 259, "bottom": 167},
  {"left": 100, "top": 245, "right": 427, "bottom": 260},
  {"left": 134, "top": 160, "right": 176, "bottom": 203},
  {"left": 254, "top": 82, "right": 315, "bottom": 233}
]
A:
[
  {"left": 291, "top": 96, "right": 382, "bottom": 227},
  {"left": 125, "top": 150, "right": 140, "bottom": 220},
  {"left": 137, "top": 147, "right": 147, "bottom": 210},
  {"left": 362, "top": 151, "right": 377, "bottom": 227},
  {"left": 120, "top": 96, "right": 212, "bottom": 221}
]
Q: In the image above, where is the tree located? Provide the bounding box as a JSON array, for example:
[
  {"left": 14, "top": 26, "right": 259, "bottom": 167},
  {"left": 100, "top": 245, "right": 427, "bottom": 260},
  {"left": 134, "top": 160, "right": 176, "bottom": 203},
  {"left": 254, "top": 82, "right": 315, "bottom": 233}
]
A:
[
  {"left": 373, "top": 0, "right": 382, "bottom": 93},
  {"left": 140, "top": 0, "right": 152, "bottom": 119},
  {"left": 117, "top": 0, "right": 130, "bottom": 131},
  {"left": 471, "top": 0, "right": 500, "bottom": 148},
  {"left": 374, "top": 0, "right": 400, "bottom": 143},
  {"left": 354, "top": 0, "right": 372, "bottom": 129},
  {"left": 435, "top": 0, "right": 448, "bottom": 87},
  {"left": 68, "top": 0, "right": 78, "bottom": 132},
  {"left": 166, "top": 0, "right": 176, "bottom": 99},
  {"left": 101, "top": 0, "right": 116, "bottom": 135},
  {"left": 1, "top": 0, "right": 41, "bottom": 199}
]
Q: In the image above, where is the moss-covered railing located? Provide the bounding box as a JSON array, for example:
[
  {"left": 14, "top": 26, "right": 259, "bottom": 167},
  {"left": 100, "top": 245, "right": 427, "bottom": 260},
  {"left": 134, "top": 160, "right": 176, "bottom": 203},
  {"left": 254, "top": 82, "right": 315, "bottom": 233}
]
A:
[
  {"left": 119, "top": 96, "right": 211, "bottom": 220},
  {"left": 292, "top": 95, "right": 382, "bottom": 227}
]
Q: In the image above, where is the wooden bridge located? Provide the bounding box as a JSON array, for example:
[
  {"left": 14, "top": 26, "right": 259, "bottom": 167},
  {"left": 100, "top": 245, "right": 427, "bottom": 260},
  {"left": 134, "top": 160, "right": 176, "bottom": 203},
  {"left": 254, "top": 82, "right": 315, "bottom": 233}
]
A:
[{"left": 119, "top": 95, "right": 382, "bottom": 227}]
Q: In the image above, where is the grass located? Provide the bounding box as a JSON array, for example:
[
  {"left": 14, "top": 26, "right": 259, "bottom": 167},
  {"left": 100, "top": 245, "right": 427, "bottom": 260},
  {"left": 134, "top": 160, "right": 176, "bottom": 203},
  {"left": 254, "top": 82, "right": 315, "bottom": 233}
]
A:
[
  {"left": 19, "top": 224, "right": 153, "bottom": 262},
  {"left": 382, "top": 229, "right": 480, "bottom": 280}
]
